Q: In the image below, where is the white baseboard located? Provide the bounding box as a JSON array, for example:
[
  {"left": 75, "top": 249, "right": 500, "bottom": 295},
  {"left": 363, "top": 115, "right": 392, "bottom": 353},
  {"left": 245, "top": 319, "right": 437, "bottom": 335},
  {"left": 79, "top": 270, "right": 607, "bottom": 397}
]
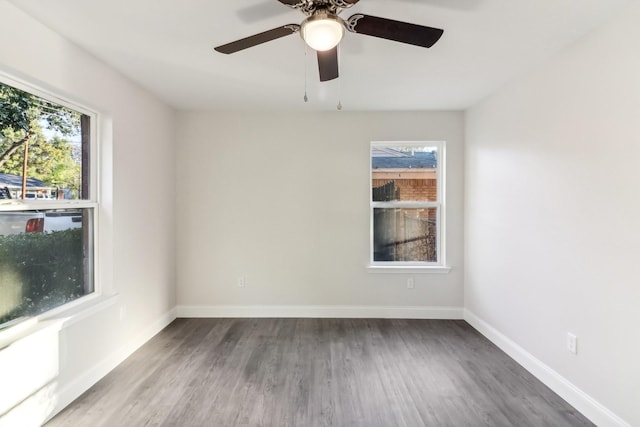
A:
[
  {"left": 463, "top": 309, "right": 632, "bottom": 427},
  {"left": 177, "top": 305, "right": 464, "bottom": 319},
  {"left": 45, "top": 307, "right": 177, "bottom": 423}
]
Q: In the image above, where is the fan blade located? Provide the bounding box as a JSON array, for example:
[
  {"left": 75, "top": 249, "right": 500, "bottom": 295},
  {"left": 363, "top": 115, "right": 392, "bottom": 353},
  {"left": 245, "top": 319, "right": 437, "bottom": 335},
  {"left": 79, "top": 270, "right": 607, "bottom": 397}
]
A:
[
  {"left": 317, "top": 47, "right": 339, "bottom": 82},
  {"left": 276, "top": 0, "right": 304, "bottom": 6},
  {"left": 214, "top": 25, "right": 300, "bottom": 54},
  {"left": 346, "top": 14, "right": 443, "bottom": 48}
]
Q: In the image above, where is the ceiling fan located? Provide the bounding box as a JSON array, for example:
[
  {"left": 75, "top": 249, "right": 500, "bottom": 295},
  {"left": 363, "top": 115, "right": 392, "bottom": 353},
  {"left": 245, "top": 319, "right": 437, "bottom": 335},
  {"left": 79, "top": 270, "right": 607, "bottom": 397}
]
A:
[{"left": 214, "top": 0, "right": 444, "bottom": 82}]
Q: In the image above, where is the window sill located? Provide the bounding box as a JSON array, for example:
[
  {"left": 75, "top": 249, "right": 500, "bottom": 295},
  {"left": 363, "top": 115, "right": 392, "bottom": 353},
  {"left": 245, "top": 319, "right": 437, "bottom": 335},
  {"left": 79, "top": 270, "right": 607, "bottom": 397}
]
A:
[
  {"left": 44, "top": 293, "right": 119, "bottom": 328},
  {"left": 367, "top": 265, "right": 452, "bottom": 274},
  {"left": 0, "top": 294, "right": 118, "bottom": 350}
]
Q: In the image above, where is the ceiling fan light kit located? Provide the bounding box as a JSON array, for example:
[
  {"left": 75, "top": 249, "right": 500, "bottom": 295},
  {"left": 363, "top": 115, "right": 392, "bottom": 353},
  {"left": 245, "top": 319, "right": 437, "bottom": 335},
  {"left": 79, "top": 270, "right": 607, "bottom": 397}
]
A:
[
  {"left": 214, "top": 0, "right": 444, "bottom": 86},
  {"left": 301, "top": 12, "right": 345, "bottom": 51}
]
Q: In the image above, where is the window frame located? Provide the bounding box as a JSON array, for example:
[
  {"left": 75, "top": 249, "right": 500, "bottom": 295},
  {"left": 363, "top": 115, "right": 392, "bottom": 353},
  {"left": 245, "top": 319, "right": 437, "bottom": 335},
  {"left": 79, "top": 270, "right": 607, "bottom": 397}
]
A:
[
  {"left": 369, "top": 140, "right": 447, "bottom": 270},
  {"left": 0, "top": 72, "right": 101, "bottom": 325}
]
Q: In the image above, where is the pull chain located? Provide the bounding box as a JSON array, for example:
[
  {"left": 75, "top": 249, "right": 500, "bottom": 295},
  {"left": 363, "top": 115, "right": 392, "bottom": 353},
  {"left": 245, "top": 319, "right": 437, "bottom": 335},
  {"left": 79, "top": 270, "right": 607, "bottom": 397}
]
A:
[
  {"left": 304, "top": 44, "right": 309, "bottom": 102},
  {"left": 337, "top": 44, "right": 342, "bottom": 110}
]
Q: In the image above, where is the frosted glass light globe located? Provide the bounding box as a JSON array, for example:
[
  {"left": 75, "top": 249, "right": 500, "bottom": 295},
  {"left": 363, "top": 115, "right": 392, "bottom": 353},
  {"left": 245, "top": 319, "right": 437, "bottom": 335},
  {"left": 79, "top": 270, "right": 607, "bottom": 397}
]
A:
[{"left": 301, "top": 15, "right": 345, "bottom": 51}]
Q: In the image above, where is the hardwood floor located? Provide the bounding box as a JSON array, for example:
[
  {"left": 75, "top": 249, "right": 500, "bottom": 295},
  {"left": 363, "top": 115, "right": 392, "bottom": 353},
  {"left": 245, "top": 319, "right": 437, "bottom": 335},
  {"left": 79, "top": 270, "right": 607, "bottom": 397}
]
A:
[{"left": 47, "top": 319, "right": 593, "bottom": 427}]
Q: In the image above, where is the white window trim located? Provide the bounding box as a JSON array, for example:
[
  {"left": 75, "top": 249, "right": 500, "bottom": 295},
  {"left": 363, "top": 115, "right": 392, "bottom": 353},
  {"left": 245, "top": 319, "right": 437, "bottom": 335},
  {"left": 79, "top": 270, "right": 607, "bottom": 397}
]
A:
[
  {"left": 0, "top": 71, "right": 114, "bottom": 342},
  {"left": 368, "top": 140, "right": 449, "bottom": 273},
  {"left": 366, "top": 265, "right": 452, "bottom": 274}
]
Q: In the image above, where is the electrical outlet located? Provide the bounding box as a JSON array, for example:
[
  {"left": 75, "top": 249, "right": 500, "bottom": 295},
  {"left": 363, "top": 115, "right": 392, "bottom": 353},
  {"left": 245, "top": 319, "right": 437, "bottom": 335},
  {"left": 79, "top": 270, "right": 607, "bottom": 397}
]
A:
[
  {"left": 237, "top": 277, "right": 246, "bottom": 288},
  {"left": 407, "top": 277, "right": 415, "bottom": 289},
  {"left": 567, "top": 333, "right": 577, "bottom": 354}
]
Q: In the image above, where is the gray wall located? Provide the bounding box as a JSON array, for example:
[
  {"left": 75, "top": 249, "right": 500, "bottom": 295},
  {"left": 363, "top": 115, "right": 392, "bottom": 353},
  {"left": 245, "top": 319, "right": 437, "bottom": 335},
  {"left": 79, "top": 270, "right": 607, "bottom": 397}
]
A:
[{"left": 176, "top": 111, "right": 464, "bottom": 314}]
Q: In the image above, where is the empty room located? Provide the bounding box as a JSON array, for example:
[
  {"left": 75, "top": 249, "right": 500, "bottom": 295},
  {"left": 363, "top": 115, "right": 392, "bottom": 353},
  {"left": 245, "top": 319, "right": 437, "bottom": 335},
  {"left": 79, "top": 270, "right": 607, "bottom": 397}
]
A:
[{"left": 0, "top": 0, "right": 638, "bottom": 426}]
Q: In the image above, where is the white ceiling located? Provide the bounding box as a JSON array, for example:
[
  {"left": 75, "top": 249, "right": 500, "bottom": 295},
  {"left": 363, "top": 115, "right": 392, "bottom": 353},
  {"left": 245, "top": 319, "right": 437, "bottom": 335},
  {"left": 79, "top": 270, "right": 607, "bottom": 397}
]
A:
[{"left": 9, "top": 0, "right": 630, "bottom": 111}]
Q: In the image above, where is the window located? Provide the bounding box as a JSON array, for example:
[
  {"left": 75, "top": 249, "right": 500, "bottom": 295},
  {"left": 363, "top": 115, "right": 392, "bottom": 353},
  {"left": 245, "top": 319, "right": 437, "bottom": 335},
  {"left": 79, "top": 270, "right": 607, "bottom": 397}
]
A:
[
  {"left": 370, "top": 141, "right": 445, "bottom": 266},
  {"left": 0, "top": 76, "right": 96, "bottom": 329}
]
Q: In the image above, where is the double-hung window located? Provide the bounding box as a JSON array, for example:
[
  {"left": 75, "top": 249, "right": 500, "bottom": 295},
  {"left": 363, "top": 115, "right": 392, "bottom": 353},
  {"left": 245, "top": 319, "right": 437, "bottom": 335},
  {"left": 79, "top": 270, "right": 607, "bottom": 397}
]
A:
[
  {"left": 0, "top": 76, "right": 97, "bottom": 330},
  {"left": 370, "top": 141, "right": 445, "bottom": 267}
]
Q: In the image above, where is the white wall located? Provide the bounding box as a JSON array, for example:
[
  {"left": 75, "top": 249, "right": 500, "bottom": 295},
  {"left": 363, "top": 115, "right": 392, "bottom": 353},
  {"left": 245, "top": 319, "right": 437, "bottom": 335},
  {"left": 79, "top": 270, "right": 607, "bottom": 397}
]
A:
[
  {"left": 0, "top": 1, "right": 176, "bottom": 424},
  {"left": 465, "top": 3, "right": 640, "bottom": 426},
  {"left": 176, "top": 111, "right": 464, "bottom": 315}
]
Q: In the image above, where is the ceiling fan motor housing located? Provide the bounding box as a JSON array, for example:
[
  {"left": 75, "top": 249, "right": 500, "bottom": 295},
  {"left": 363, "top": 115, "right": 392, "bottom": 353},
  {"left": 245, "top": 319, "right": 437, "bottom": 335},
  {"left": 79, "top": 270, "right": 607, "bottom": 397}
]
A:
[{"left": 291, "top": 0, "right": 359, "bottom": 16}]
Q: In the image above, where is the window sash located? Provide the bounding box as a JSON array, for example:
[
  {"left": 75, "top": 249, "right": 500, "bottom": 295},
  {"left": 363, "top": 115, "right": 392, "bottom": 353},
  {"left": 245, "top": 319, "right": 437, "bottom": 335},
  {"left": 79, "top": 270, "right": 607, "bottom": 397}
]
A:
[
  {"left": 370, "top": 205, "right": 442, "bottom": 265},
  {"left": 0, "top": 72, "right": 99, "bottom": 327},
  {"left": 0, "top": 72, "right": 99, "bottom": 206},
  {"left": 370, "top": 141, "right": 445, "bottom": 266}
]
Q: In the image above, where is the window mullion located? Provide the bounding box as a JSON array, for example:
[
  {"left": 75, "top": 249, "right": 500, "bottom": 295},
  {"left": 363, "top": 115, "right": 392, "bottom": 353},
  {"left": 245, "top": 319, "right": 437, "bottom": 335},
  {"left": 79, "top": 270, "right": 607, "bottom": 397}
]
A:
[
  {"left": 0, "top": 201, "right": 97, "bottom": 212},
  {"left": 371, "top": 201, "right": 440, "bottom": 209}
]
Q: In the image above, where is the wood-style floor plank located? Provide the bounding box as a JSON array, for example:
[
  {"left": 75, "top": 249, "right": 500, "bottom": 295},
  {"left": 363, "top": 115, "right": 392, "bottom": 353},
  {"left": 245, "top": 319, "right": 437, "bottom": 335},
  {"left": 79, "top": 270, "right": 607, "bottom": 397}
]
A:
[{"left": 46, "top": 319, "right": 594, "bottom": 427}]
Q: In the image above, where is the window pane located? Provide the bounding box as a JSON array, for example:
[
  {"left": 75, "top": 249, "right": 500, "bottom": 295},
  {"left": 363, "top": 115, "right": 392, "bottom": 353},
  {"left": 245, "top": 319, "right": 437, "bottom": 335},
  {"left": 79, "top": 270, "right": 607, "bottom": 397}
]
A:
[
  {"left": 0, "top": 208, "right": 93, "bottom": 328},
  {"left": 371, "top": 145, "right": 438, "bottom": 202},
  {"left": 373, "top": 207, "right": 437, "bottom": 262},
  {"left": 0, "top": 81, "right": 89, "bottom": 200}
]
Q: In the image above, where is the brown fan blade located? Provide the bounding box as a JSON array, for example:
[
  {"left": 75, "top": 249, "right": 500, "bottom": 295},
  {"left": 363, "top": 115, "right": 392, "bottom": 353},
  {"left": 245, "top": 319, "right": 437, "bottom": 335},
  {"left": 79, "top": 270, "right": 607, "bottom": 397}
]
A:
[
  {"left": 317, "top": 47, "right": 339, "bottom": 82},
  {"left": 346, "top": 14, "right": 443, "bottom": 48},
  {"left": 276, "top": 0, "right": 304, "bottom": 6},
  {"left": 215, "top": 25, "right": 300, "bottom": 54}
]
